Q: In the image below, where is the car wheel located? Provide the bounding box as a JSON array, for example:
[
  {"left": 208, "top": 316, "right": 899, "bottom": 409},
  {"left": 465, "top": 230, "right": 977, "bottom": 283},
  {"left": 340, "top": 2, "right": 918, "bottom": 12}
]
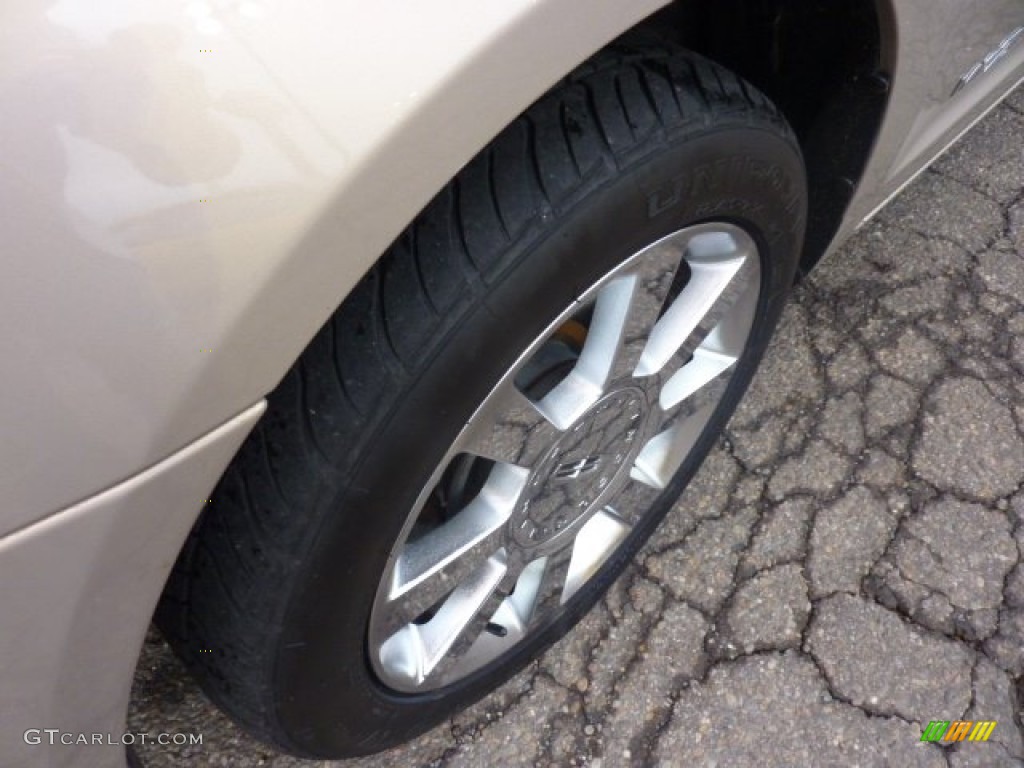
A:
[{"left": 157, "top": 42, "right": 806, "bottom": 758}]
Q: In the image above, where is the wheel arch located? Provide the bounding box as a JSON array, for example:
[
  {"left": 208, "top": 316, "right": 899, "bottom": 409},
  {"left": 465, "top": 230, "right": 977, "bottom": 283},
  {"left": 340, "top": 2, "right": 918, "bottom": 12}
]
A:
[
  {"left": 633, "top": 0, "right": 896, "bottom": 273},
  {"left": 247, "top": 0, "right": 896, "bottom": 425}
]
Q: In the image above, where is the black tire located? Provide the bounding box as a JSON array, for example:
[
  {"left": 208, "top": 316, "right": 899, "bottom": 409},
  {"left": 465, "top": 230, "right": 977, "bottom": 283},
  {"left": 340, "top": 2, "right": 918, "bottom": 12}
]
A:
[{"left": 157, "top": 42, "right": 806, "bottom": 758}]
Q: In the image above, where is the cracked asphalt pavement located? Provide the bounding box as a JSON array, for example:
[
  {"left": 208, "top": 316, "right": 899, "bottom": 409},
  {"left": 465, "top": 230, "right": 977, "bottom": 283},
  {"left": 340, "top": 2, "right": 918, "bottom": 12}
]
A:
[{"left": 130, "top": 87, "right": 1024, "bottom": 767}]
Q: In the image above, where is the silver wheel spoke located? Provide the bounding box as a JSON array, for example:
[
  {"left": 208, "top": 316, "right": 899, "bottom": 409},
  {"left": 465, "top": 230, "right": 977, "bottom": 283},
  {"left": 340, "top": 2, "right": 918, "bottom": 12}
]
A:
[
  {"left": 379, "top": 551, "right": 516, "bottom": 687},
  {"left": 631, "top": 398, "right": 719, "bottom": 490},
  {"left": 659, "top": 346, "right": 736, "bottom": 410},
  {"left": 543, "top": 276, "right": 635, "bottom": 425},
  {"left": 477, "top": 557, "right": 546, "bottom": 641},
  {"left": 527, "top": 547, "right": 574, "bottom": 627},
  {"left": 562, "top": 507, "right": 632, "bottom": 601},
  {"left": 636, "top": 229, "right": 756, "bottom": 378},
  {"left": 601, "top": 240, "right": 684, "bottom": 382},
  {"left": 538, "top": 236, "right": 688, "bottom": 426},
  {"left": 536, "top": 276, "right": 643, "bottom": 428},
  {"left": 424, "top": 555, "right": 528, "bottom": 684},
  {"left": 457, "top": 379, "right": 562, "bottom": 467},
  {"left": 381, "top": 464, "right": 527, "bottom": 634},
  {"left": 659, "top": 256, "right": 760, "bottom": 410}
]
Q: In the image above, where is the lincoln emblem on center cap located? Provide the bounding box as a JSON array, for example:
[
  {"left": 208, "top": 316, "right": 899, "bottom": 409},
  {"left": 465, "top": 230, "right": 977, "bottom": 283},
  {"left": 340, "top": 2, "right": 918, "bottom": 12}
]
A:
[{"left": 553, "top": 456, "right": 601, "bottom": 480}]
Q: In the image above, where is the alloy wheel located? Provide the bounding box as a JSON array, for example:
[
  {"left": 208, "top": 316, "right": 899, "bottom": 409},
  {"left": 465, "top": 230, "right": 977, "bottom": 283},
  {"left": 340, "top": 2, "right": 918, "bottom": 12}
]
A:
[{"left": 368, "top": 222, "right": 762, "bottom": 692}]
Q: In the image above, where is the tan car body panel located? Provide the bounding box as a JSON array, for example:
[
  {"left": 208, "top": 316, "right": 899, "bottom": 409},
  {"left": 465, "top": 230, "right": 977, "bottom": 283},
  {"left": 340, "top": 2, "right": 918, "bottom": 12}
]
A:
[
  {"left": 0, "top": 0, "right": 668, "bottom": 534},
  {"left": 841, "top": 0, "right": 1024, "bottom": 228},
  {"left": 2, "top": 1, "right": 1024, "bottom": 766},
  {"left": 0, "top": 401, "right": 264, "bottom": 768}
]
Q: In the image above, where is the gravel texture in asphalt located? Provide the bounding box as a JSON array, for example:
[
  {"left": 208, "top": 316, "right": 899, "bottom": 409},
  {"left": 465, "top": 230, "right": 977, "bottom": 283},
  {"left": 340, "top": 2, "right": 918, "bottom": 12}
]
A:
[{"left": 130, "top": 86, "right": 1024, "bottom": 767}]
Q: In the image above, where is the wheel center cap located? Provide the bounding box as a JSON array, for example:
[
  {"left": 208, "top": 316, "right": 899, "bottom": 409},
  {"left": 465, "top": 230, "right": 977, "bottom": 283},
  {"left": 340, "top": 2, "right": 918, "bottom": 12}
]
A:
[{"left": 510, "top": 387, "right": 648, "bottom": 548}]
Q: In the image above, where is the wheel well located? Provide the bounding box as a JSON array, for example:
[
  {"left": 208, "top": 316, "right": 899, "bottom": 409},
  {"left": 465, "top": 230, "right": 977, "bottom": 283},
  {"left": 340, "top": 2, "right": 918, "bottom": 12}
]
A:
[{"left": 632, "top": 0, "right": 893, "bottom": 272}]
